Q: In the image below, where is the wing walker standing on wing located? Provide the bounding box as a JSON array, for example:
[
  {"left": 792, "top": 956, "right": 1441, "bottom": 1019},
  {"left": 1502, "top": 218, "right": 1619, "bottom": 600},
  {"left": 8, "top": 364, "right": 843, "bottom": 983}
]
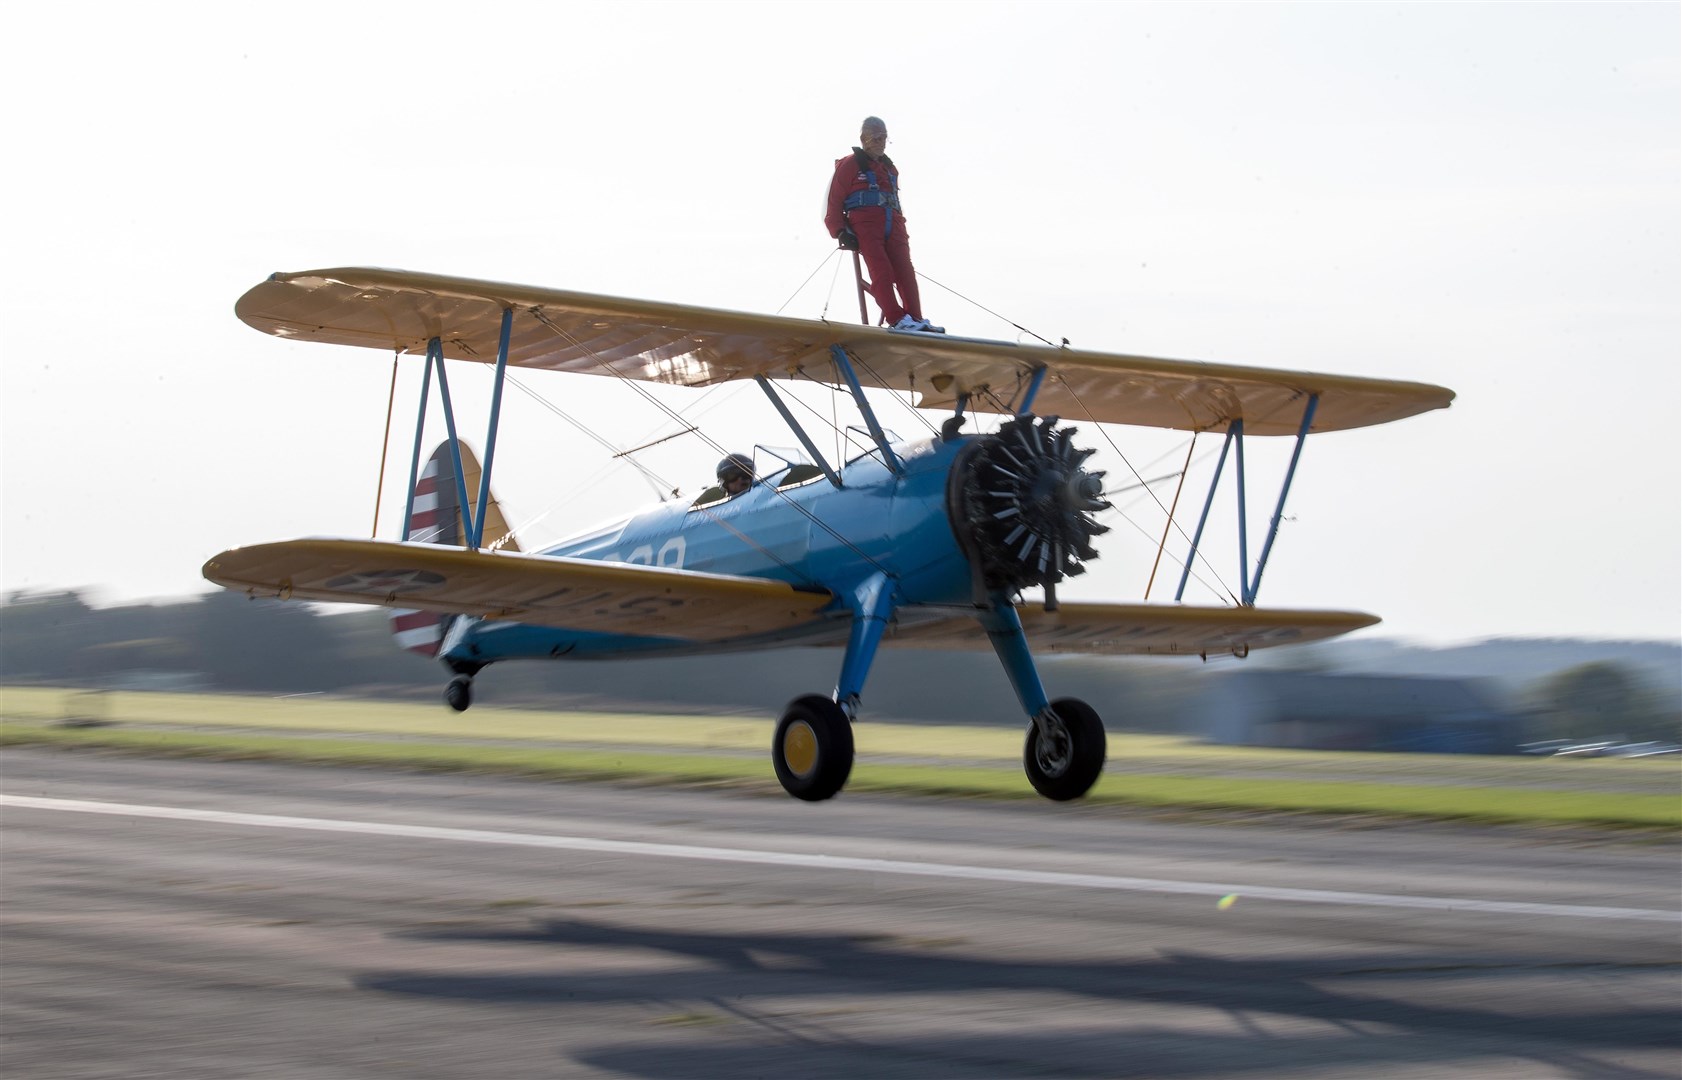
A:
[{"left": 827, "top": 116, "right": 943, "bottom": 334}]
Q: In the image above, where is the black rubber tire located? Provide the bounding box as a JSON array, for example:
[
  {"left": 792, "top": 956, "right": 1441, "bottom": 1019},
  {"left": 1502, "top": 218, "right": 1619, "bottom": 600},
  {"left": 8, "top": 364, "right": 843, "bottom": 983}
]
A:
[
  {"left": 1024, "top": 697, "right": 1106, "bottom": 801},
  {"left": 444, "top": 675, "right": 473, "bottom": 713},
  {"left": 772, "top": 694, "right": 854, "bottom": 801}
]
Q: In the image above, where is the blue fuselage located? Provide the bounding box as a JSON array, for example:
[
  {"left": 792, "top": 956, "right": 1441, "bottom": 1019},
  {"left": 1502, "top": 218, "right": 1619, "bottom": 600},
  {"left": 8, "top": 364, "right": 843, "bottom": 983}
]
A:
[{"left": 445, "top": 435, "right": 975, "bottom": 663}]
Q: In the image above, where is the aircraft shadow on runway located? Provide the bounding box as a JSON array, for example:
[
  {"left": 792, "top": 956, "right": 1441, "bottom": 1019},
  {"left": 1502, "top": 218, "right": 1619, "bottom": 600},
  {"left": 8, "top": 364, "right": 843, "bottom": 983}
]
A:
[{"left": 358, "top": 918, "right": 1681, "bottom": 1079}]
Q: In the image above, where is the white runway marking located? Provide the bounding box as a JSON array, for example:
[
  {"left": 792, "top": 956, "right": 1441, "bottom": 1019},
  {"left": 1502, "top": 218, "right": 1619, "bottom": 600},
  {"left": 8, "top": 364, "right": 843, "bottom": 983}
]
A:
[{"left": 5, "top": 794, "right": 1675, "bottom": 923}]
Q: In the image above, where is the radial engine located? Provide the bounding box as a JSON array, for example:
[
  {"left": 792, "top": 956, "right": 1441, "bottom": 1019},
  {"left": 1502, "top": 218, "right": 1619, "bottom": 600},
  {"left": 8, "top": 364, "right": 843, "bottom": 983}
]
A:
[{"left": 947, "top": 415, "right": 1111, "bottom": 603}]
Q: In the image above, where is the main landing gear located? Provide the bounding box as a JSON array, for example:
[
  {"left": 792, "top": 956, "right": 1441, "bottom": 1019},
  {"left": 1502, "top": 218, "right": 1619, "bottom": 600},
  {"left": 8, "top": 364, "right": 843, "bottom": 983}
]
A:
[
  {"left": 772, "top": 695, "right": 854, "bottom": 801},
  {"left": 767, "top": 689, "right": 1107, "bottom": 803},
  {"left": 980, "top": 598, "right": 1108, "bottom": 803},
  {"left": 770, "top": 598, "right": 1110, "bottom": 800},
  {"left": 766, "top": 573, "right": 1108, "bottom": 803},
  {"left": 1024, "top": 698, "right": 1107, "bottom": 801}
]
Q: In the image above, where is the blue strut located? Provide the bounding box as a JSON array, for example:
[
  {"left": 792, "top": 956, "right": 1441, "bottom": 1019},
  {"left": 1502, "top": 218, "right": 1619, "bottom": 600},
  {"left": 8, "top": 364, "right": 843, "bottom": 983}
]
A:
[
  {"left": 469, "top": 307, "right": 514, "bottom": 548},
  {"left": 399, "top": 346, "right": 436, "bottom": 541},
  {"left": 978, "top": 595, "right": 1050, "bottom": 718},
  {"left": 1175, "top": 420, "right": 1240, "bottom": 602},
  {"left": 428, "top": 340, "right": 478, "bottom": 549},
  {"left": 1017, "top": 365, "right": 1049, "bottom": 416},
  {"left": 834, "top": 572, "right": 896, "bottom": 716},
  {"left": 829, "top": 345, "right": 902, "bottom": 474},
  {"left": 1245, "top": 394, "right": 1319, "bottom": 604}
]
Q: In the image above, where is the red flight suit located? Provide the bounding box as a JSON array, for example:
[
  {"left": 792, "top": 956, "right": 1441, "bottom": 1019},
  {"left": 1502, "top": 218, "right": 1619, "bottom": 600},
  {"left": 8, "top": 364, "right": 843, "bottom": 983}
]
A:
[{"left": 825, "top": 149, "right": 923, "bottom": 326}]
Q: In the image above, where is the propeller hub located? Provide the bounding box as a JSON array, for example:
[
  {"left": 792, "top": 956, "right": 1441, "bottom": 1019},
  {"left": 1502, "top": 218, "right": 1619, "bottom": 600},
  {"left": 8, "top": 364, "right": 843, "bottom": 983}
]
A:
[{"left": 1064, "top": 471, "right": 1107, "bottom": 512}]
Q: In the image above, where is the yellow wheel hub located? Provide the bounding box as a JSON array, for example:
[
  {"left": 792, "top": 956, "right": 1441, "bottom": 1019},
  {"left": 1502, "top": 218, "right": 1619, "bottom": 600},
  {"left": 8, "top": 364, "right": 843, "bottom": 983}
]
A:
[{"left": 782, "top": 720, "right": 819, "bottom": 778}]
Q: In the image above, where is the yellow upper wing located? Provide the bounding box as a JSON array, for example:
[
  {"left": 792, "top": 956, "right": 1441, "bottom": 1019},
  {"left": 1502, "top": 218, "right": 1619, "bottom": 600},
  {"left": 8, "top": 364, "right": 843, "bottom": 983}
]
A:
[
  {"left": 236, "top": 267, "right": 1453, "bottom": 436},
  {"left": 888, "top": 601, "right": 1380, "bottom": 657},
  {"left": 202, "top": 538, "right": 834, "bottom": 642}
]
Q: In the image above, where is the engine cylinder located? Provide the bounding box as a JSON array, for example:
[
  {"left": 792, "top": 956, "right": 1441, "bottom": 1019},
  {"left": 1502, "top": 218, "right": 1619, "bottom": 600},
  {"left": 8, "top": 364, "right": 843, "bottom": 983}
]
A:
[{"left": 947, "top": 415, "right": 1111, "bottom": 596}]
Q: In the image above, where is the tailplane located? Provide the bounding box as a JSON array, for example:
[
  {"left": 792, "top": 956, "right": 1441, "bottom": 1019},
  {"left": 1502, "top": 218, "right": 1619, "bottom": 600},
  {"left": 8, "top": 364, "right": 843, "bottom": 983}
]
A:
[{"left": 390, "top": 441, "right": 519, "bottom": 658}]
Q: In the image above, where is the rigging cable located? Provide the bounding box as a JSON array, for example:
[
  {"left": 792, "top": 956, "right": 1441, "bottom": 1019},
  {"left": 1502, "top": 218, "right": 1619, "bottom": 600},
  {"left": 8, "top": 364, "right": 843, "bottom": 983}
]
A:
[
  {"left": 916, "top": 270, "right": 1061, "bottom": 348},
  {"left": 1056, "top": 376, "right": 1240, "bottom": 606},
  {"left": 469, "top": 347, "right": 783, "bottom": 547},
  {"left": 1144, "top": 434, "right": 1198, "bottom": 601},
  {"left": 371, "top": 351, "right": 401, "bottom": 538},
  {"left": 531, "top": 310, "right": 898, "bottom": 584},
  {"left": 488, "top": 367, "right": 818, "bottom": 585},
  {"left": 495, "top": 368, "right": 676, "bottom": 498},
  {"left": 843, "top": 351, "right": 941, "bottom": 438},
  {"left": 775, "top": 249, "right": 843, "bottom": 318}
]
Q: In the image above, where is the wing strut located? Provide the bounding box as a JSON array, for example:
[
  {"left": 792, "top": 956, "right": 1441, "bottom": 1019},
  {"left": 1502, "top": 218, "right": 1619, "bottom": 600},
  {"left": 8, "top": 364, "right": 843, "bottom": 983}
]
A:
[
  {"left": 399, "top": 346, "right": 436, "bottom": 542},
  {"left": 470, "top": 308, "right": 515, "bottom": 547},
  {"left": 1173, "top": 394, "right": 1320, "bottom": 605},
  {"left": 829, "top": 345, "right": 902, "bottom": 475},
  {"left": 1015, "top": 364, "right": 1050, "bottom": 416},
  {"left": 1249, "top": 393, "right": 1319, "bottom": 602},
  {"left": 754, "top": 375, "right": 843, "bottom": 488},
  {"left": 397, "top": 310, "right": 517, "bottom": 552},
  {"left": 428, "top": 339, "right": 478, "bottom": 543}
]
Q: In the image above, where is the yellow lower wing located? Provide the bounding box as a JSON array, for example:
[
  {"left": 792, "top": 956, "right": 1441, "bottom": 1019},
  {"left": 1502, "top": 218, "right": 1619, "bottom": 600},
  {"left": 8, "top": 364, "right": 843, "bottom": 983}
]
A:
[
  {"left": 203, "top": 538, "right": 834, "bottom": 642},
  {"left": 889, "top": 601, "right": 1379, "bottom": 657}
]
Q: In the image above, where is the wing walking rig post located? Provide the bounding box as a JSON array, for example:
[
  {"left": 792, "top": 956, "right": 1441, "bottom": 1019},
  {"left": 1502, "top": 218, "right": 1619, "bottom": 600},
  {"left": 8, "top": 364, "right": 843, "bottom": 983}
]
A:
[{"left": 206, "top": 268, "right": 1454, "bottom": 802}]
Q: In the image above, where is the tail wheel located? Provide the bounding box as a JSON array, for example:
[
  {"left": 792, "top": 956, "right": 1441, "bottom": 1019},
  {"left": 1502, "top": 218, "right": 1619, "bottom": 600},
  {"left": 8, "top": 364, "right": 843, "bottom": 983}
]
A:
[
  {"left": 1024, "top": 697, "right": 1106, "bottom": 801},
  {"left": 773, "top": 695, "right": 854, "bottom": 802},
  {"left": 444, "top": 675, "right": 473, "bottom": 713}
]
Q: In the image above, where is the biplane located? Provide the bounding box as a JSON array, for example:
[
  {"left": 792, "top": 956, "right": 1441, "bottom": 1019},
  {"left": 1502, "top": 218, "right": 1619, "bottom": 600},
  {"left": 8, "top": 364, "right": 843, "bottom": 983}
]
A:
[{"left": 204, "top": 268, "right": 1453, "bottom": 802}]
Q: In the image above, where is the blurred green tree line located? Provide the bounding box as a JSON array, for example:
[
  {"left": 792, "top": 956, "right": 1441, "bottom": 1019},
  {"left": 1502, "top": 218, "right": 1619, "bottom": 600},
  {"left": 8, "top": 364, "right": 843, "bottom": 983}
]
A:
[
  {"left": 3, "top": 590, "right": 1675, "bottom": 741},
  {"left": 0, "top": 589, "right": 1192, "bottom": 728},
  {"left": 1523, "top": 662, "right": 1681, "bottom": 744}
]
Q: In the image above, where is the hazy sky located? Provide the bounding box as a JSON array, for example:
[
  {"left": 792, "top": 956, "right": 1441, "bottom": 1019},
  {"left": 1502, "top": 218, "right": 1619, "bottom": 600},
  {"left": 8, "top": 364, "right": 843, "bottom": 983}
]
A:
[{"left": 3, "top": 2, "right": 1677, "bottom": 644}]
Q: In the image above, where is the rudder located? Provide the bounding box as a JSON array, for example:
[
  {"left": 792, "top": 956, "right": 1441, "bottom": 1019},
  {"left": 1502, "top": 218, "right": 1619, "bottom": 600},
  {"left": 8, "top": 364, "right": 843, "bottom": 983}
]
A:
[{"left": 390, "top": 441, "right": 519, "bottom": 658}]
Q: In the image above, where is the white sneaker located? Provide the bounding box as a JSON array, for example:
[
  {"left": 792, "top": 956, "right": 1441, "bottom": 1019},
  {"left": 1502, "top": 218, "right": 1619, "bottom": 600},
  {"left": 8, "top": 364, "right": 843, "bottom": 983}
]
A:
[{"left": 893, "top": 315, "right": 946, "bottom": 333}]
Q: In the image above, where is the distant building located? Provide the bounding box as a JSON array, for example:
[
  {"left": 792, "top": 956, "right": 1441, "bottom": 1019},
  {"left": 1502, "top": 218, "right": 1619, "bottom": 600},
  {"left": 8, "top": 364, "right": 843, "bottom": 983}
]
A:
[
  {"left": 100, "top": 670, "right": 209, "bottom": 693},
  {"left": 1200, "top": 671, "right": 1523, "bottom": 754}
]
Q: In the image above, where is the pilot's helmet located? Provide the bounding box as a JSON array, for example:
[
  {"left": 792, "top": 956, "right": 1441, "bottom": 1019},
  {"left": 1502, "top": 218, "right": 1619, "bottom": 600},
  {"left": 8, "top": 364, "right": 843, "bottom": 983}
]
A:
[{"left": 716, "top": 453, "right": 754, "bottom": 483}]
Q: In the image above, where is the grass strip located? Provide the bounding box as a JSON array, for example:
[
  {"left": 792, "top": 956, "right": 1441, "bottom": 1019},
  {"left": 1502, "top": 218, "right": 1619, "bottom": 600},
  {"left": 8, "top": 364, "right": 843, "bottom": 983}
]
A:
[
  {"left": 4, "top": 722, "right": 1675, "bottom": 828},
  {"left": 10, "top": 688, "right": 1679, "bottom": 787},
  {"left": 1, "top": 687, "right": 1034, "bottom": 759}
]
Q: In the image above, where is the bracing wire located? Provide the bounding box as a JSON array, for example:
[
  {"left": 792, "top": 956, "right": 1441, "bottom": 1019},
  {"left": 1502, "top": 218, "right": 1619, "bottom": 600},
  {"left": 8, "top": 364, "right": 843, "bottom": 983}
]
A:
[
  {"left": 1076, "top": 377, "right": 1326, "bottom": 606},
  {"left": 777, "top": 249, "right": 843, "bottom": 317},
  {"left": 489, "top": 369, "right": 818, "bottom": 584},
  {"left": 1144, "top": 435, "right": 1198, "bottom": 601},
  {"left": 789, "top": 371, "right": 880, "bottom": 461},
  {"left": 916, "top": 270, "right": 1061, "bottom": 348},
  {"left": 454, "top": 323, "right": 842, "bottom": 572},
  {"left": 1056, "top": 376, "right": 1241, "bottom": 606},
  {"left": 371, "top": 351, "right": 400, "bottom": 538},
  {"left": 493, "top": 367, "right": 677, "bottom": 498},
  {"left": 530, "top": 310, "right": 897, "bottom": 583},
  {"left": 844, "top": 351, "right": 941, "bottom": 438},
  {"left": 905, "top": 265, "right": 1248, "bottom": 594}
]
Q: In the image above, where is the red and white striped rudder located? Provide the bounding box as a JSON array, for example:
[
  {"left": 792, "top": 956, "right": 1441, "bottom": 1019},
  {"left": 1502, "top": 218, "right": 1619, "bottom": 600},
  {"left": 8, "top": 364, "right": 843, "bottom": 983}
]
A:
[{"left": 389, "top": 442, "right": 519, "bottom": 658}]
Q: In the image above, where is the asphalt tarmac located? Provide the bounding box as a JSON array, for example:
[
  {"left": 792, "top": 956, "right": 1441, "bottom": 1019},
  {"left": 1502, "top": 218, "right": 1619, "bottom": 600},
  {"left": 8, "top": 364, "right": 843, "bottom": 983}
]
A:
[{"left": 3, "top": 748, "right": 1678, "bottom": 1079}]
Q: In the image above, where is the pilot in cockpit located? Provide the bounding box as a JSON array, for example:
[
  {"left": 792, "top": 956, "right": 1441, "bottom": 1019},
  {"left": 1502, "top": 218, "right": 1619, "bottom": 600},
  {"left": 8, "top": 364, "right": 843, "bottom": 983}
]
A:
[{"left": 716, "top": 453, "right": 755, "bottom": 498}]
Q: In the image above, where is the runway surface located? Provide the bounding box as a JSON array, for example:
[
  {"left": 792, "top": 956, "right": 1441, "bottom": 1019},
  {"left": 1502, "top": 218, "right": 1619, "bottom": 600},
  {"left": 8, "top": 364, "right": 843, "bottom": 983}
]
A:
[{"left": 3, "top": 748, "right": 1678, "bottom": 1078}]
